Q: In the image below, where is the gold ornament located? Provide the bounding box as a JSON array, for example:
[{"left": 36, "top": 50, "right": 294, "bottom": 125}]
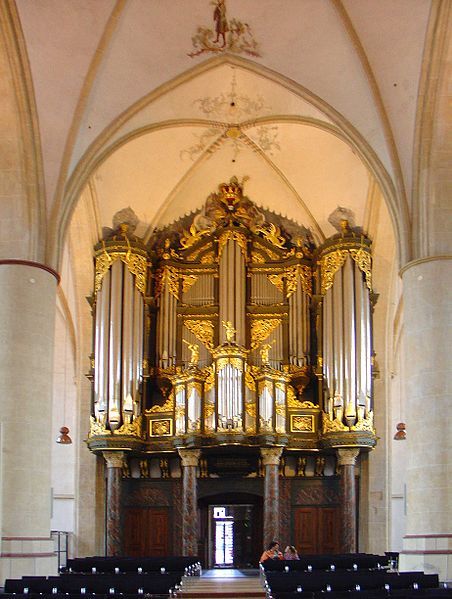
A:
[
  {"left": 184, "top": 319, "right": 215, "bottom": 350},
  {"left": 250, "top": 318, "right": 281, "bottom": 349},
  {"left": 349, "top": 247, "right": 372, "bottom": 291},
  {"left": 320, "top": 249, "right": 349, "bottom": 294},
  {"left": 218, "top": 231, "right": 248, "bottom": 259},
  {"left": 113, "top": 415, "right": 143, "bottom": 437},
  {"left": 95, "top": 249, "right": 147, "bottom": 296}
]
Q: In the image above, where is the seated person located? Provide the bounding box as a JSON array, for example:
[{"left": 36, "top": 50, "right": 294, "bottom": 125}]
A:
[
  {"left": 284, "top": 545, "right": 300, "bottom": 560},
  {"left": 260, "top": 540, "right": 283, "bottom": 562}
]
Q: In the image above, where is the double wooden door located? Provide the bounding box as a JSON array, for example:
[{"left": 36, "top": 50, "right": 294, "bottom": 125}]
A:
[
  {"left": 124, "top": 507, "right": 169, "bottom": 556},
  {"left": 294, "top": 507, "right": 340, "bottom": 554}
]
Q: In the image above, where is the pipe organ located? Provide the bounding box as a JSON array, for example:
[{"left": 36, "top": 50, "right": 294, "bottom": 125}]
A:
[{"left": 87, "top": 179, "right": 376, "bottom": 456}]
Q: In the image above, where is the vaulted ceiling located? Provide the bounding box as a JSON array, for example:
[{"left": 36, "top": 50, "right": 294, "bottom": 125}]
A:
[{"left": 13, "top": 0, "right": 438, "bottom": 265}]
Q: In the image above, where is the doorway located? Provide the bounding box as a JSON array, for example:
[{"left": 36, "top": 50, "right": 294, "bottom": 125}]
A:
[{"left": 199, "top": 493, "right": 263, "bottom": 568}]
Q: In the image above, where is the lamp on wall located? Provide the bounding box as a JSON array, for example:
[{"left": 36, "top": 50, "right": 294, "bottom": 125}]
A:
[
  {"left": 393, "top": 422, "right": 406, "bottom": 440},
  {"left": 56, "top": 426, "right": 72, "bottom": 444}
]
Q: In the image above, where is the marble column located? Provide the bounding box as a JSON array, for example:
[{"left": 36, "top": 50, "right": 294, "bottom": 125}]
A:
[
  {"left": 0, "top": 262, "right": 59, "bottom": 581},
  {"left": 261, "top": 447, "right": 283, "bottom": 547},
  {"left": 399, "top": 258, "right": 452, "bottom": 580},
  {"left": 178, "top": 448, "right": 201, "bottom": 556},
  {"left": 337, "top": 448, "right": 360, "bottom": 553},
  {"left": 103, "top": 451, "right": 125, "bottom": 556}
]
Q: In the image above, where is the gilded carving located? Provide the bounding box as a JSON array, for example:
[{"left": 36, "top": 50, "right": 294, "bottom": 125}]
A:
[
  {"left": 244, "top": 367, "right": 256, "bottom": 392},
  {"left": 250, "top": 250, "right": 266, "bottom": 263},
  {"left": 254, "top": 222, "right": 286, "bottom": 249},
  {"left": 320, "top": 249, "right": 348, "bottom": 294},
  {"left": 275, "top": 403, "right": 286, "bottom": 417},
  {"left": 349, "top": 247, "right": 372, "bottom": 291},
  {"left": 184, "top": 319, "right": 215, "bottom": 350},
  {"left": 89, "top": 415, "right": 109, "bottom": 437},
  {"left": 204, "top": 403, "right": 215, "bottom": 418},
  {"left": 180, "top": 223, "right": 212, "bottom": 249},
  {"left": 250, "top": 318, "right": 281, "bottom": 349},
  {"left": 245, "top": 402, "right": 257, "bottom": 418},
  {"left": 95, "top": 249, "right": 147, "bottom": 296},
  {"left": 268, "top": 264, "right": 312, "bottom": 298},
  {"left": 154, "top": 265, "right": 180, "bottom": 299},
  {"left": 321, "top": 411, "right": 349, "bottom": 433},
  {"left": 350, "top": 410, "right": 375, "bottom": 433},
  {"left": 150, "top": 419, "right": 173, "bottom": 436},
  {"left": 253, "top": 241, "right": 280, "bottom": 261},
  {"left": 202, "top": 366, "right": 215, "bottom": 392},
  {"left": 113, "top": 415, "right": 143, "bottom": 437},
  {"left": 290, "top": 414, "right": 314, "bottom": 433},
  {"left": 216, "top": 356, "right": 244, "bottom": 372},
  {"left": 147, "top": 395, "right": 175, "bottom": 413},
  {"left": 218, "top": 230, "right": 248, "bottom": 259},
  {"left": 200, "top": 251, "right": 216, "bottom": 264}
]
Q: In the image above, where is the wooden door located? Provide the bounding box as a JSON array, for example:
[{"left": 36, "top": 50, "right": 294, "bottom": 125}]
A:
[
  {"left": 124, "top": 508, "right": 169, "bottom": 556},
  {"left": 294, "top": 507, "right": 340, "bottom": 554}
]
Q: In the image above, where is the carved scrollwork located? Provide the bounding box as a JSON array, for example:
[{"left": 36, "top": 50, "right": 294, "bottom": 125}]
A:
[
  {"left": 320, "top": 249, "right": 349, "bottom": 294},
  {"left": 349, "top": 247, "right": 372, "bottom": 291},
  {"left": 350, "top": 410, "right": 375, "bottom": 433},
  {"left": 113, "top": 415, "right": 144, "bottom": 437},
  {"left": 183, "top": 319, "right": 215, "bottom": 350},
  {"left": 321, "top": 411, "right": 349, "bottom": 433},
  {"left": 95, "top": 250, "right": 147, "bottom": 296},
  {"left": 218, "top": 230, "right": 248, "bottom": 259},
  {"left": 89, "top": 415, "right": 110, "bottom": 437},
  {"left": 250, "top": 318, "right": 282, "bottom": 349}
]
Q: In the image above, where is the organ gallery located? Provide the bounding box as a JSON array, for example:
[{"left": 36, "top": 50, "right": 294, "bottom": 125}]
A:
[{"left": 87, "top": 178, "right": 377, "bottom": 565}]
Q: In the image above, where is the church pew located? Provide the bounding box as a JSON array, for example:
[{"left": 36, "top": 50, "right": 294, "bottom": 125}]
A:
[
  {"left": 262, "top": 554, "right": 390, "bottom": 572},
  {"left": 265, "top": 570, "right": 440, "bottom": 594}
]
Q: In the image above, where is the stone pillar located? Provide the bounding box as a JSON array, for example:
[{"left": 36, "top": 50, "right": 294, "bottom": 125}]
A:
[
  {"left": 337, "top": 448, "right": 360, "bottom": 553},
  {"left": 261, "top": 447, "right": 283, "bottom": 547},
  {"left": 399, "top": 258, "right": 452, "bottom": 580},
  {"left": 103, "top": 451, "right": 125, "bottom": 556},
  {"left": 178, "top": 448, "right": 201, "bottom": 556},
  {"left": 0, "top": 262, "right": 59, "bottom": 581}
]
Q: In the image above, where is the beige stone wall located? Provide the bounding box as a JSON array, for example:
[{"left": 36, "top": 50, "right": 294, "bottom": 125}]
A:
[
  {"left": 400, "top": 257, "right": 452, "bottom": 581},
  {"left": 0, "top": 264, "right": 58, "bottom": 579}
]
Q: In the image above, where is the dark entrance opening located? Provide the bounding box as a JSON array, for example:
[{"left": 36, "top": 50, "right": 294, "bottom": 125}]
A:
[{"left": 199, "top": 493, "right": 263, "bottom": 569}]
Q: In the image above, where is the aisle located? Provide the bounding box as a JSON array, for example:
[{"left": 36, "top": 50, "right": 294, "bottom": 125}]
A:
[{"left": 179, "top": 569, "right": 266, "bottom": 598}]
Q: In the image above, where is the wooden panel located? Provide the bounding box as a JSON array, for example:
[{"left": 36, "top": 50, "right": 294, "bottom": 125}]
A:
[
  {"left": 294, "top": 507, "right": 340, "bottom": 554},
  {"left": 124, "top": 508, "right": 169, "bottom": 557},
  {"left": 319, "top": 507, "right": 339, "bottom": 553},
  {"left": 294, "top": 507, "right": 318, "bottom": 554}
]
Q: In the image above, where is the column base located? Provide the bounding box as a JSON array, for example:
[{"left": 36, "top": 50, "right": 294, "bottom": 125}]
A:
[
  {"left": 0, "top": 537, "right": 57, "bottom": 583},
  {"left": 399, "top": 534, "right": 452, "bottom": 583}
]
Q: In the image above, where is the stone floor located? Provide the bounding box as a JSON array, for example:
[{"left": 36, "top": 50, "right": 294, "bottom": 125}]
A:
[{"left": 179, "top": 568, "right": 266, "bottom": 598}]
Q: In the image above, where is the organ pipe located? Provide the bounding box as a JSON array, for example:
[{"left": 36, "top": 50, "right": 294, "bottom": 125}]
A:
[
  {"left": 319, "top": 230, "right": 373, "bottom": 429},
  {"left": 92, "top": 227, "right": 147, "bottom": 432}
]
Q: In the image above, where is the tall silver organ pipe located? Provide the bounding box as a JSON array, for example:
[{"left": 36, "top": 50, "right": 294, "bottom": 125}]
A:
[
  {"left": 319, "top": 234, "right": 373, "bottom": 428},
  {"left": 156, "top": 273, "right": 177, "bottom": 368},
  {"left": 288, "top": 273, "right": 310, "bottom": 366},
  {"left": 219, "top": 240, "right": 246, "bottom": 345},
  {"left": 93, "top": 233, "right": 147, "bottom": 431}
]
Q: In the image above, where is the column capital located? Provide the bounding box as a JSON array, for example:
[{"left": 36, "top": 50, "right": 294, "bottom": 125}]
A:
[
  {"left": 260, "top": 446, "right": 283, "bottom": 466},
  {"left": 103, "top": 451, "right": 126, "bottom": 468},
  {"left": 178, "top": 448, "right": 201, "bottom": 467},
  {"left": 336, "top": 448, "right": 360, "bottom": 466}
]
